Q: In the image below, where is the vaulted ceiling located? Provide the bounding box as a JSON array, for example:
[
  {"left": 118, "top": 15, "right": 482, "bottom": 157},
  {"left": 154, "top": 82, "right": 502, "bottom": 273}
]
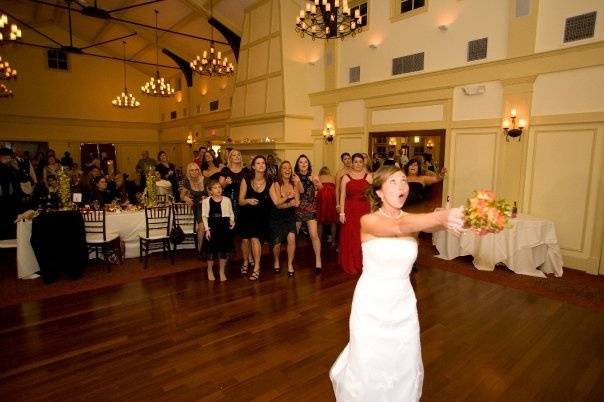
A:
[{"left": 0, "top": 0, "right": 258, "bottom": 77}]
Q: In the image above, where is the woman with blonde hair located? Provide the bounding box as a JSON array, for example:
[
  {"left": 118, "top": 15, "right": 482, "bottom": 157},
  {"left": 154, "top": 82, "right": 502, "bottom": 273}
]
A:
[
  {"left": 269, "top": 161, "right": 300, "bottom": 277},
  {"left": 330, "top": 165, "right": 463, "bottom": 401},
  {"left": 221, "top": 149, "right": 250, "bottom": 274},
  {"left": 180, "top": 162, "right": 206, "bottom": 249}
]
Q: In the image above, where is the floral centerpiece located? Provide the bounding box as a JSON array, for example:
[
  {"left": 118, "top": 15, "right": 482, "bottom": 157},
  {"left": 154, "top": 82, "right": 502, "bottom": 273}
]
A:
[
  {"left": 56, "top": 167, "right": 72, "bottom": 209},
  {"left": 463, "top": 190, "right": 512, "bottom": 235},
  {"left": 144, "top": 166, "right": 157, "bottom": 206}
]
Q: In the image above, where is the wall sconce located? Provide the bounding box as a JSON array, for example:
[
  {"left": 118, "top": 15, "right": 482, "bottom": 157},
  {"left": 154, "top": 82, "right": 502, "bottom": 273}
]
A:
[
  {"left": 186, "top": 131, "right": 198, "bottom": 147},
  {"left": 426, "top": 139, "right": 434, "bottom": 149},
  {"left": 368, "top": 43, "right": 378, "bottom": 49},
  {"left": 414, "top": 136, "right": 420, "bottom": 143},
  {"left": 438, "top": 24, "right": 448, "bottom": 32},
  {"left": 388, "top": 137, "right": 397, "bottom": 146},
  {"left": 323, "top": 123, "right": 335, "bottom": 144},
  {"left": 502, "top": 109, "right": 526, "bottom": 141}
]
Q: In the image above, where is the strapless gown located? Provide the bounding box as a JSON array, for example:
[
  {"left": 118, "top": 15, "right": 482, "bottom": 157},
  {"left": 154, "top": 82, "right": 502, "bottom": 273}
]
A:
[{"left": 330, "top": 237, "right": 423, "bottom": 402}]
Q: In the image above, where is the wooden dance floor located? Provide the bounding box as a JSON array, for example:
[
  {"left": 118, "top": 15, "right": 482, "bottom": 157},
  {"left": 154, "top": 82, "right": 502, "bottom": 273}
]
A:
[{"left": 0, "top": 246, "right": 603, "bottom": 401}]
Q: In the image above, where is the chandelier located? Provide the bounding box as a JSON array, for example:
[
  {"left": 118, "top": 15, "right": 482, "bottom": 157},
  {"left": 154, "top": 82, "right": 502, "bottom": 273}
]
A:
[
  {"left": 190, "top": 0, "right": 234, "bottom": 77},
  {"left": 0, "top": 83, "right": 13, "bottom": 98},
  {"left": 112, "top": 41, "right": 141, "bottom": 108},
  {"left": 0, "top": 14, "right": 22, "bottom": 41},
  {"left": 0, "top": 56, "right": 17, "bottom": 80},
  {"left": 295, "top": 0, "right": 363, "bottom": 40},
  {"left": 141, "top": 10, "right": 174, "bottom": 97}
]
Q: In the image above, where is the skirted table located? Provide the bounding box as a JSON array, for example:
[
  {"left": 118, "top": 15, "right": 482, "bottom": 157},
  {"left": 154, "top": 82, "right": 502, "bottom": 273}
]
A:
[
  {"left": 17, "top": 209, "right": 196, "bottom": 279},
  {"left": 432, "top": 214, "right": 564, "bottom": 278}
]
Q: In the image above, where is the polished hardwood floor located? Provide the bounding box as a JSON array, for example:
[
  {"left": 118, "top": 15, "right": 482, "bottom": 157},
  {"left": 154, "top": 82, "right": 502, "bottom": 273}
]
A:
[{"left": 0, "top": 245, "right": 603, "bottom": 401}]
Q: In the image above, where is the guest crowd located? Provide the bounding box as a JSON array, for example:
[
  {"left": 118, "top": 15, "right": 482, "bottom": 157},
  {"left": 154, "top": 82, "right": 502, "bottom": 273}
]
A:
[{"left": 0, "top": 144, "right": 445, "bottom": 280}]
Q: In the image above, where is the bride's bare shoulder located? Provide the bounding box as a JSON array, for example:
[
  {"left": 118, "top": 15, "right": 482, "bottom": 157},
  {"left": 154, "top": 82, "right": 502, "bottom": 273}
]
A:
[{"left": 360, "top": 212, "right": 382, "bottom": 230}]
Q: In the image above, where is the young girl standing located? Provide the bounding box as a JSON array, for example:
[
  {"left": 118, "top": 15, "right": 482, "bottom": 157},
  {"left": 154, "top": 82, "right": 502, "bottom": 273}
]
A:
[{"left": 202, "top": 179, "right": 235, "bottom": 281}]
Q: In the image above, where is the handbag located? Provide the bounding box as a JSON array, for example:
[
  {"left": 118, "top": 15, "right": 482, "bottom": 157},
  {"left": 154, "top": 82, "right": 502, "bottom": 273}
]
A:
[{"left": 169, "top": 224, "right": 185, "bottom": 244}]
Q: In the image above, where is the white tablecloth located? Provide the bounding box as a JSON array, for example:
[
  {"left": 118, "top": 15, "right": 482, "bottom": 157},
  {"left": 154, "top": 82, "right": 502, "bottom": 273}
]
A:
[
  {"left": 16, "top": 210, "right": 195, "bottom": 279},
  {"left": 432, "top": 214, "right": 564, "bottom": 278}
]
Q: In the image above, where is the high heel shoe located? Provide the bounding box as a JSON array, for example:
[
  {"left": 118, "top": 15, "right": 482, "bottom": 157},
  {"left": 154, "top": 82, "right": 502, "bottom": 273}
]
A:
[
  {"left": 287, "top": 269, "right": 295, "bottom": 278},
  {"left": 241, "top": 263, "right": 249, "bottom": 275},
  {"left": 248, "top": 269, "right": 260, "bottom": 281},
  {"left": 273, "top": 267, "right": 281, "bottom": 273},
  {"left": 314, "top": 267, "right": 322, "bottom": 275}
]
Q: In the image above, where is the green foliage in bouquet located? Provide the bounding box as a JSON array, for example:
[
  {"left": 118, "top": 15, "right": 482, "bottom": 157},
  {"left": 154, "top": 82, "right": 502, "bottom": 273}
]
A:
[
  {"left": 56, "top": 167, "right": 72, "bottom": 208},
  {"left": 145, "top": 166, "right": 157, "bottom": 206}
]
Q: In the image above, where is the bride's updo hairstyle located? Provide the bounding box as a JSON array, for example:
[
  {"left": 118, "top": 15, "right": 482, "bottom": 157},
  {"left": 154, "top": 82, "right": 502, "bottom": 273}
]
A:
[{"left": 365, "top": 165, "right": 403, "bottom": 212}]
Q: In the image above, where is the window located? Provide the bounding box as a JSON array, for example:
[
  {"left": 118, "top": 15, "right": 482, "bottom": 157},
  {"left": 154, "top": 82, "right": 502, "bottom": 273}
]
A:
[
  {"left": 47, "top": 49, "right": 68, "bottom": 70},
  {"left": 209, "top": 100, "right": 219, "bottom": 111},
  {"left": 400, "top": 0, "right": 424, "bottom": 14},
  {"left": 564, "top": 11, "right": 597, "bottom": 43},
  {"left": 349, "top": 66, "right": 361, "bottom": 83},
  {"left": 350, "top": 1, "right": 368, "bottom": 27},
  {"left": 467, "top": 38, "right": 488, "bottom": 62}
]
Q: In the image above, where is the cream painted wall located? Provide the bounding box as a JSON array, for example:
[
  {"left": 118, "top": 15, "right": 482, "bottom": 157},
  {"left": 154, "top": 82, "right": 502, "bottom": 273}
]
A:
[
  {"left": 452, "top": 82, "right": 503, "bottom": 121},
  {"left": 372, "top": 104, "right": 443, "bottom": 125},
  {"left": 449, "top": 129, "right": 498, "bottom": 205},
  {"left": 2, "top": 41, "right": 159, "bottom": 122},
  {"left": 535, "top": 0, "right": 604, "bottom": 53},
  {"left": 532, "top": 66, "right": 604, "bottom": 116},
  {"left": 337, "top": 100, "right": 365, "bottom": 128},
  {"left": 524, "top": 123, "right": 604, "bottom": 274},
  {"left": 337, "top": 0, "right": 509, "bottom": 87},
  {"left": 280, "top": 0, "right": 325, "bottom": 115}
]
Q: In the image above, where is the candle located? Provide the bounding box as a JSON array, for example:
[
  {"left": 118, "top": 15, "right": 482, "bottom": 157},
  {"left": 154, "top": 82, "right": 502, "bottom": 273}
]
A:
[
  {"left": 502, "top": 119, "right": 510, "bottom": 129},
  {"left": 518, "top": 119, "right": 526, "bottom": 128},
  {"left": 510, "top": 108, "right": 517, "bottom": 117}
]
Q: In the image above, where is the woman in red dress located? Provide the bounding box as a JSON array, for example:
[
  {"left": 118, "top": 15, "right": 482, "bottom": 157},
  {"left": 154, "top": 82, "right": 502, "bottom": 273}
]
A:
[
  {"left": 338, "top": 153, "right": 373, "bottom": 275},
  {"left": 316, "top": 166, "right": 338, "bottom": 246}
]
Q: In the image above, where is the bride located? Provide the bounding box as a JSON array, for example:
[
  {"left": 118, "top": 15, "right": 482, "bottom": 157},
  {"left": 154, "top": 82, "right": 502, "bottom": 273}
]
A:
[{"left": 330, "top": 165, "right": 464, "bottom": 401}]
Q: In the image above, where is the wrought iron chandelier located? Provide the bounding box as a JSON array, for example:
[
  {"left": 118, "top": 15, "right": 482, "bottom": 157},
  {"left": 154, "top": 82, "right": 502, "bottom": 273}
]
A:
[
  {"left": 0, "top": 56, "right": 17, "bottom": 80},
  {"left": 141, "top": 10, "right": 174, "bottom": 97},
  {"left": 190, "top": 0, "right": 234, "bottom": 77},
  {"left": 112, "top": 41, "right": 141, "bottom": 108},
  {"left": 0, "top": 13, "right": 22, "bottom": 41},
  {"left": 295, "top": 0, "right": 363, "bottom": 40}
]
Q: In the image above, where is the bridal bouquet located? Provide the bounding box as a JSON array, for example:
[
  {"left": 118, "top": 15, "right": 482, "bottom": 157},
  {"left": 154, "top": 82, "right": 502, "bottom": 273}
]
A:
[{"left": 463, "top": 190, "right": 512, "bottom": 235}]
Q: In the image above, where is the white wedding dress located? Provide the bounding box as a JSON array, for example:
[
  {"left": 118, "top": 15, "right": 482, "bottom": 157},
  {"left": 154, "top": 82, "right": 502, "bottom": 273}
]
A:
[{"left": 330, "top": 237, "right": 423, "bottom": 402}]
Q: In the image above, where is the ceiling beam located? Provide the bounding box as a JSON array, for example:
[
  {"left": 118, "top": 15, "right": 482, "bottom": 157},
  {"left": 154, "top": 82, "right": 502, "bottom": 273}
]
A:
[
  {"left": 180, "top": 0, "right": 242, "bottom": 37},
  {"left": 90, "top": 0, "right": 133, "bottom": 43},
  {"left": 127, "top": 12, "right": 199, "bottom": 62}
]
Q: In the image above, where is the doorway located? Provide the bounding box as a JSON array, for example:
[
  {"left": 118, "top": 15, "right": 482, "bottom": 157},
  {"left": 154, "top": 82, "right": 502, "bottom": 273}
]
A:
[{"left": 369, "top": 129, "right": 446, "bottom": 213}]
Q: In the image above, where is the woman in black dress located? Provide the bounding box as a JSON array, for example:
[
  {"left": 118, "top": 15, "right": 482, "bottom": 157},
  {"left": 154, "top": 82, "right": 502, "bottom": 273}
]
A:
[
  {"left": 180, "top": 162, "right": 206, "bottom": 249},
  {"left": 221, "top": 149, "right": 249, "bottom": 272},
  {"left": 294, "top": 154, "right": 323, "bottom": 273},
  {"left": 155, "top": 151, "right": 180, "bottom": 201},
  {"left": 201, "top": 151, "right": 224, "bottom": 181},
  {"left": 269, "top": 161, "right": 300, "bottom": 277},
  {"left": 238, "top": 155, "right": 272, "bottom": 281}
]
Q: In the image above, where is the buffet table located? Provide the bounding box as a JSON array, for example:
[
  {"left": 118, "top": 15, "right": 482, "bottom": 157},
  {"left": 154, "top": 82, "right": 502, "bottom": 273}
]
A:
[{"left": 432, "top": 214, "right": 564, "bottom": 278}]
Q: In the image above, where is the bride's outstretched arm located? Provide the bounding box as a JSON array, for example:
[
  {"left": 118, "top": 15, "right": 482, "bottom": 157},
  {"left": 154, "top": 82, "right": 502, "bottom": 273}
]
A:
[{"left": 361, "top": 208, "right": 464, "bottom": 238}]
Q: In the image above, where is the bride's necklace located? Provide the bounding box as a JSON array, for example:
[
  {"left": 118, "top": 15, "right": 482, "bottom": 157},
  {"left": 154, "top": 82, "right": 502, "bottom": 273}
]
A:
[{"left": 378, "top": 208, "right": 403, "bottom": 219}]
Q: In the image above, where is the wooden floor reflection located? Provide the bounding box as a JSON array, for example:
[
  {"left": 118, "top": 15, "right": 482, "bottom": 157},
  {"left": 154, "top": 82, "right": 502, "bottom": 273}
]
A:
[{"left": 0, "top": 245, "right": 603, "bottom": 401}]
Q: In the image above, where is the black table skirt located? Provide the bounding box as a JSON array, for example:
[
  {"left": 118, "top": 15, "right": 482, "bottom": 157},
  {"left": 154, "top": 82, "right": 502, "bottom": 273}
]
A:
[{"left": 30, "top": 210, "right": 88, "bottom": 283}]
